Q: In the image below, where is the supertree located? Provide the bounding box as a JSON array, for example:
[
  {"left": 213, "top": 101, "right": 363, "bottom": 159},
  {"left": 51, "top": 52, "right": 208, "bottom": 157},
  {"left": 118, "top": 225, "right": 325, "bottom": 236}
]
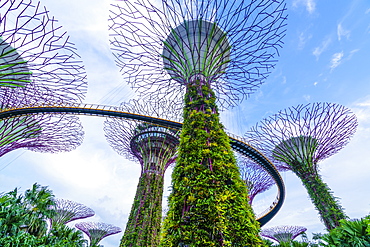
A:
[
  {"left": 0, "top": 114, "right": 84, "bottom": 157},
  {"left": 245, "top": 102, "right": 357, "bottom": 230},
  {"left": 0, "top": 0, "right": 87, "bottom": 103},
  {"left": 237, "top": 155, "right": 276, "bottom": 206},
  {"left": 49, "top": 198, "right": 95, "bottom": 229},
  {"left": 109, "top": 0, "right": 287, "bottom": 245},
  {"left": 0, "top": 0, "right": 87, "bottom": 156},
  {"left": 75, "top": 222, "right": 122, "bottom": 247},
  {"left": 260, "top": 225, "right": 307, "bottom": 243},
  {"left": 104, "top": 98, "right": 181, "bottom": 247}
]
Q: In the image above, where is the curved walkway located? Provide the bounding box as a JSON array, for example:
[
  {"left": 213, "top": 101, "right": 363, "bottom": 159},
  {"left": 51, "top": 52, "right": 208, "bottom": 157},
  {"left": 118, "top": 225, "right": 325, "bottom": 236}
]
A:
[{"left": 0, "top": 103, "right": 285, "bottom": 226}]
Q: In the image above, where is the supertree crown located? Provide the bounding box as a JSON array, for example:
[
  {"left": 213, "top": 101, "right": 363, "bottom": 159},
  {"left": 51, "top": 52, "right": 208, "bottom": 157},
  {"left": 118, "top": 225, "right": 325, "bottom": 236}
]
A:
[
  {"left": 245, "top": 102, "right": 358, "bottom": 171},
  {"left": 104, "top": 98, "right": 181, "bottom": 174},
  {"left": 0, "top": 0, "right": 87, "bottom": 104},
  {"left": 109, "top": 0, "right": 287, "bottom": 108},
  {"left": 75, "top": 222, "right": 122, "bottom": 247},
  {"left": 237, "top": 154, "right": 275, "bottom": 205},
  {"left": 49, "top": 198, "right": 95, "bottom": 227},
  {"left": 260, "top": 225, "right": 307, "bottom": 243},
  {"left": 0, "top": 112, "right": 84, "bottom": 157},
  {"left": 0, "top": 37, "right": 31, "bottom": 88}
]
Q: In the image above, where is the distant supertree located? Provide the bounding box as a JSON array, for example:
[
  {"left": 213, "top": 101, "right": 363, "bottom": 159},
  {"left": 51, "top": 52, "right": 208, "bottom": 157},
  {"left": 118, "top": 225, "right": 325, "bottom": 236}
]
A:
[
  {"left": 75, "top": 222, "right": 122, "bottom": 247},
  {"left": 260, "top": 225, "right": 307, "bottom": 243},
  {"left": 237, "top": 155, "right": 275, "bottom": 206},
  {"left": 110, "top": 0, "right": 287, "bottom": 245},
  {"left": 0, "top": 0, "right": 87, "bottom": 157},
  {"left": 104, "top": 98, "right": 180, "bottom": 247},
  {"left": 245, "top": 102, "right": 357, "bottom": 230},
  {"left": 49, "top": 199, "right": 95, "bottom": 229}
]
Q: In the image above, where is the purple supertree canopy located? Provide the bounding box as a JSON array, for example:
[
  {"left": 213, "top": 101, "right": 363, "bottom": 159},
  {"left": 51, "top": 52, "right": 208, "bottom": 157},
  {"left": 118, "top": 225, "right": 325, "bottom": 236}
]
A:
[
  {"left": 0, "top": 0, "right": 87, "bottom": 104},
  {"left": 104, "top": 98, "right": 181, "bottom": 174},
  {"left": 260, "top": 225, "right": 307, "bottom": 243},
  {"left": 0, "top": 0, "right": 87, "bottom": 157},
  {"left": 49, "top": 198, "right": 95, "bottom": 227},
  {"left": 237, "top": 155, "right": 275, "bottom": 205},
  {"left": 245, "top": 102, "right": 358, "bottom": 171},
  {"left": 109, "top": 0, "right": 287, "bottom": 108},
  {"left": 0, "top": 112, "right": 84, "bottom": 157},
  {"left": 75, "top": 222, "right": 122, "bottom": 246}
]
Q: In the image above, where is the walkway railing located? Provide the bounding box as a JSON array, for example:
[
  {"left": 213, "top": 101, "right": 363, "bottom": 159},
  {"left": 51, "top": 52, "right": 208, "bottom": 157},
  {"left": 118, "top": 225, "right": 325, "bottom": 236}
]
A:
[{"left": 0, "top": 103, "right": 285, "bottom": 225}]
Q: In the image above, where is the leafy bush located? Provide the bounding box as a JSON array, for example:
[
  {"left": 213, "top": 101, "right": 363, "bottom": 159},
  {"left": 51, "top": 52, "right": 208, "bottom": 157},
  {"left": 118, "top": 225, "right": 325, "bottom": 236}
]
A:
[
  {"left": 0, "top": 183, "right": 87, "bottom": 247},
  {"left": 317, "top": 217, "right": 370, "bottom": 247}
]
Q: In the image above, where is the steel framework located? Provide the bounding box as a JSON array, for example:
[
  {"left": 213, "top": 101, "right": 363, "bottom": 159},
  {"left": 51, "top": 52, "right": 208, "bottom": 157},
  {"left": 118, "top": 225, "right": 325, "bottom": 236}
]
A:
[
  {"left": 245, "top": 102, "right": 357, "bottom": 230},
  {"left": 104, "top": 98, "right": 180, "bottom": 246},
  {"left": 0, "top": 0, "right": 87, "bottom": 103},
  {"left": 260, "top": 225, "right": 307, "bottom": 243},
  {"left": 0, "top": 103, "right": 285, "bottom": 226},
  {"left": 0, "top": 0, "right": 87, "bottom": 157},
  {"left": 109, "top": 0, "right": 287, "bottom": 108},
  {"left": 49, "top": 198, "right": 95, "bottom": 228},
  {"left": 75, "top": 222, "right": 122, "bottom": 247},
  {"left": 237, "top": 154, "right": 275, "bottom": 205}
]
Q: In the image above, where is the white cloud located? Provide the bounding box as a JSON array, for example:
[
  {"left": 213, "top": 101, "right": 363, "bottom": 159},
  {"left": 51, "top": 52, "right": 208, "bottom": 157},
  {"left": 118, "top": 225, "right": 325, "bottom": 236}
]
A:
[
  {"left": 298, "top": 32, "right": 312, "bottom": 50},
  {"left": 303, "top": 95, "right": 311, "bottom": 101},
  {"left": 330, "top": 52, "right": 344, "bottom": 70},
  {"left": 337, "top": 23, "right": 351, "bottom": 41},
  {"left": 293, "top": 0, "right": 316, "bottom": 14},
  {"left": 313, "top": 37, "right": 331, "bottom": 59}
]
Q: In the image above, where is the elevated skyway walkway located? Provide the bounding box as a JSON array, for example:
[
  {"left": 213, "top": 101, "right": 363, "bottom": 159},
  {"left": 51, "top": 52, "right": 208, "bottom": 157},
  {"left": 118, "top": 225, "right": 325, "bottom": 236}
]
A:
[{"left": 0, "top": 103, "right": 285, "bottom": 226}]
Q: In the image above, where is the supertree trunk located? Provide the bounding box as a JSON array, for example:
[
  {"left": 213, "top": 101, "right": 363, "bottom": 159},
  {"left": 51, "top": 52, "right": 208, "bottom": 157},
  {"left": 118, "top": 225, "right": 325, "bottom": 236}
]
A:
[
  {"left": 121, "top": 172, "right": 164, "bottom": 247},
  {"left": 105, "top": 99, "right": 180, "bottom": 247},
  {"left": 246, "top": 103, "right": 357, "bottom": 230},
  {"left": 160, "top": 77, "right": 263, "bottom": 246},
  {"left": 296, "top": 170, "right": 346, "bottom": 230}
]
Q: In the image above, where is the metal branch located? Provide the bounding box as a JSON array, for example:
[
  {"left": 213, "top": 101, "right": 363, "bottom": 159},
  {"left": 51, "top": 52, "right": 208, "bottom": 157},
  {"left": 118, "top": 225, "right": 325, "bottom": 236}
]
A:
[{"left": 109, "top": 0, "right": 286, "bottom": 109}]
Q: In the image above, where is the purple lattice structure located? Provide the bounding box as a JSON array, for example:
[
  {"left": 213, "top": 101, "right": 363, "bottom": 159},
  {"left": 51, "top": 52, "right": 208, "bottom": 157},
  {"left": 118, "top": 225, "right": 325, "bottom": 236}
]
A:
[
  {"left": 0, "top": 111, "right": 84, "bottom": 157},
  {"left": 75, "top": 222, "right": 122, "bottom": 247},
  {"left": 0, "top": 0, "right": 87, "bottom": 157},
  {"left": 1, "top": 0, "right": 87, "bottom": 104},
  {"left": 245, "top": 102, "right": 357, "bottom": 230},
  {"left": 109, "top": 0, "right": 287, "bottom": 109},
  {"left": 104, "top": 98, "right": 181, "bottom": 174},
  {"left": 104, "top": 98, "right": 181, "bottom": 245},
  {"left": 260, "top": 225, "right": 307, "bottom": 243},
  {"left": 237, "top": 155, "right": 275, "bottom": 205},
  {"left": 245, "top": 102, "right": 357, "bottom": 172},
  {"left": 49, "top": 199, "right": 95, "bottom": 228}
]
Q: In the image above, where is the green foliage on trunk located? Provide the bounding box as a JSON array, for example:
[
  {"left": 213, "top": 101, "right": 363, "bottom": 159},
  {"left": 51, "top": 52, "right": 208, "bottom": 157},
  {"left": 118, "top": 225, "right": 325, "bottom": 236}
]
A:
[
  {"left": 273, "top": 138, "right": 347, "bottom": 230},
  {"left": 160, "top": 79, "right": 263, "bottom": 246},
  {"left": 120, "top": 172, "right": 164, "bottom": 247},
  {"left": 298, "top": 173, "right": 347, "bottom": 230}
]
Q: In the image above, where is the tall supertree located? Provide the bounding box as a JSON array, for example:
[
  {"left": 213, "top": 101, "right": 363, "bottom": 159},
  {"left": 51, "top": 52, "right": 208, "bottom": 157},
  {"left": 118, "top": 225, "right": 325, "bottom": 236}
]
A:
[
  {"left": 237, "top": 155, "right": 276, "bottom": 206},
  {"left": 0, "top": 0, "right": 87, "bottom": 156},
  {"left": 260, "top": 225, "right": 307, "bottom": 243},
  {"left": 110, "top": 0, "right": 287, "bottom": 246},
  {"left": 245, "top": 102, "right": 357, "bottom": 230},
  {"left": 75, "top": 222, "right": 122, "bottom": 247},
  {"left": 49, "top": 198, "right": 95, "bottom": 229},
  {"left": 104, "top": 98, "right": 181, "bottom": 247}
]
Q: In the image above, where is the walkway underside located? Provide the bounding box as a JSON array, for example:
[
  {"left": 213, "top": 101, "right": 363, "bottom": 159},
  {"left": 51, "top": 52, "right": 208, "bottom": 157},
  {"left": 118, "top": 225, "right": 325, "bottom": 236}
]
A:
[{"left": 0, "top": 103, "right": 285, "bottom": 226}]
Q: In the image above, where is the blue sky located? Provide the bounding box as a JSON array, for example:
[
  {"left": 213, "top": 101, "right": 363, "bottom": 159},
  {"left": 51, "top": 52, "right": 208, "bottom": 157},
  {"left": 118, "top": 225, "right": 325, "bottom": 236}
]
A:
[{"left": 1, "top": 0, "right": 370, "bottom": 246}]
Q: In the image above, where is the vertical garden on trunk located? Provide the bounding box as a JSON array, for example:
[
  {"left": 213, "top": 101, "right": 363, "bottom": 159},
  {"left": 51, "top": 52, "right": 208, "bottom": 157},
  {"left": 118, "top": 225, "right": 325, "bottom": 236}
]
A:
[{"left": 160, "top": 78, "right": 263, "bottom": 246}]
